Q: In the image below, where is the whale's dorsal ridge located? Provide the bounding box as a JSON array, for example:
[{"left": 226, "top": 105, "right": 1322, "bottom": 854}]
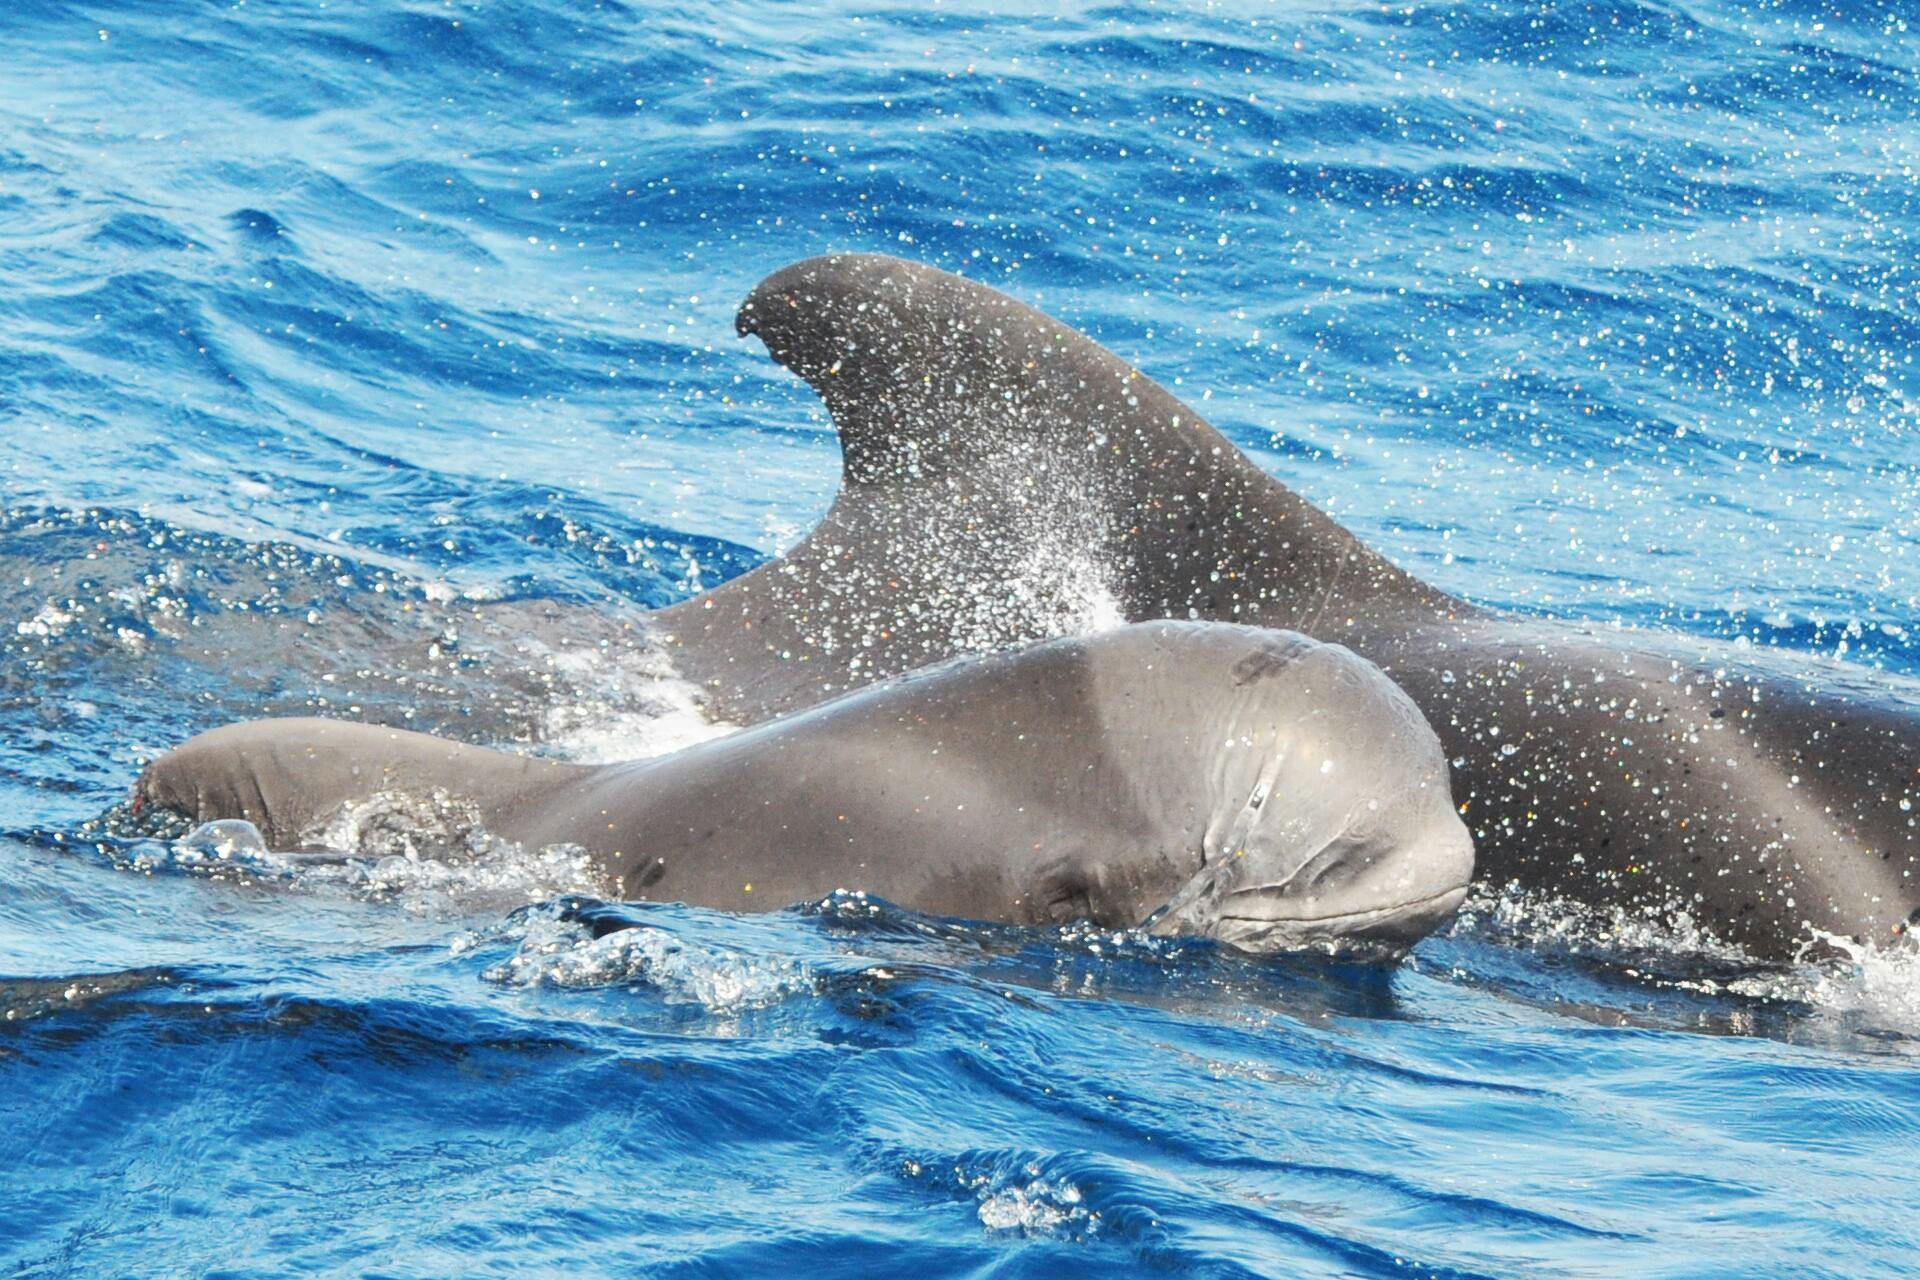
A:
[{"left": 668, "top": 253, "right": 1449, "bottom": 721}]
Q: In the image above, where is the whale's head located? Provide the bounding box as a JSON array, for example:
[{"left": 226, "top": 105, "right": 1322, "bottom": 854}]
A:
[
  {"left": 1187, "top": 795, "right": 1476, "bottom": 959},
  {"left": 1147, "top": 637, "right": 1475, "bottom": 958}
]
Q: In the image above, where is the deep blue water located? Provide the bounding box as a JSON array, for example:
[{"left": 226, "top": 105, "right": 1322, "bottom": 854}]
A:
[{"left": 5, "top": 1, "right": 1920, "bottom": 1275}]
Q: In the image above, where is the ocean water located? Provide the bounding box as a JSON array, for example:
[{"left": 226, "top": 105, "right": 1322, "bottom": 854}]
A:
[{"left": 4, "top": 0, "right": 1919, "bottom": 1275}]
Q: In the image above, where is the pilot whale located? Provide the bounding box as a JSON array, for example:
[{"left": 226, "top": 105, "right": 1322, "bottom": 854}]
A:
[
  {"left": 655, "top": 253, "right": 1920, "bottom": 962},
  {"left": 138, "top": 622, "right": 1476, "bottom": 954}
]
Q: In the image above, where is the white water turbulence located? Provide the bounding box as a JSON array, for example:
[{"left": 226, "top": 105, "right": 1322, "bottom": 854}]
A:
[
  {"left": 114, "top": 809, "right": 609, "bottom": 916},
  {"left": 534, "top": 627, "right": 740, "bottom": 764},
  {"left": 301, "top": 791, "right": 610, "bottom": 911},
  {"left": 1448, "top": 883, "right": 1920, "bottom": 1043},
  {"left": 474, "top": 904, "right": 818, "bottom": 1016}
]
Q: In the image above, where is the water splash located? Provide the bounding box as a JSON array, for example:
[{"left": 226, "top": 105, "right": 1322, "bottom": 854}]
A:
[
  {"left": 477, "top": 903, "right": 816, "bottom": 1014},
  {"left": 1448, "top": 882, "right": 1920, "bottom": 1045},
  {"left": 534, "top": 629, "right": 738, "bottom": 763}
]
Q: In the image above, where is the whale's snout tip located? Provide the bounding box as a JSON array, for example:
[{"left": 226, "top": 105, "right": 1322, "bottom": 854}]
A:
[
  {"left": 134, "top": 756, "right": 181, "bottom": 819},
  {"left": 1213, "top": 882, "right": 1471, "bottom": 962},
  {"left": 1205, "top": 810, "right": 1476, "bottom": 961}
]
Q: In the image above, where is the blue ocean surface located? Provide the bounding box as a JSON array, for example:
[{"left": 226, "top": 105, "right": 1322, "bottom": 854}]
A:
[{"left": 4, "top": 1, "right": 1919, "bottom": 1275}]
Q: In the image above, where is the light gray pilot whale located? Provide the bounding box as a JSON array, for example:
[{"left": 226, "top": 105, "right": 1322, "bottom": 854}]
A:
[
  {"left": 137, "top": 622, "right": 1476, "bottom": 954},
  {"left": 654, "top": 253, "right": 1920, "bottom": 962}
]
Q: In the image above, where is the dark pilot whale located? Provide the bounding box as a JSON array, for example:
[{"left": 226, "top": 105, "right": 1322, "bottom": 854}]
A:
[
  {"left": 139, "top": 622, "right": 1476, "bottom": 955},
  {"left": 655, "top": 253, "right": 1920, "bottom": 962}
]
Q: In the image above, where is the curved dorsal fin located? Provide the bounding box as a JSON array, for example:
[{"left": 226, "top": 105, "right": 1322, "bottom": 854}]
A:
[
  {"left": 737, "top": 254, "right": 1149, "bottom": 485},
  {"left": 661, "top": 254, "right": 1454, "bottom": 723}
]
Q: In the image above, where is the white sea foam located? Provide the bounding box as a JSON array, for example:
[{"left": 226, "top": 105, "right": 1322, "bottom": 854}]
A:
[
  {"left": 976, "top": 1183, "right": 1086, "bottom": 1234},
  {"left": 1723, "top": 935, "right": 1920, "bottom": 1034},
  {"left": 534, "top": 630, "right": 737, "bottom": 763},
  {"left": 306, "top": 789, "right": 496, "bottom": 862},
  {"left": 109, "top": 792, "right": 608, "bottom": 914},
  {"left": 323, "top": 840, "right": 607, "bottom": 910},
  {"left": 1452, "top": 883, "right": 1920, "bottom": 1039},
  {"left": 481, "top": 911, "right": 814, "bottom": 1014},
  {"left": 180, "top": 819, "right": 270, "bottom": 859},
  {"left": 1449, "top": 882, "right": 1757, "bottom": 968},
  {"left": 159, "top": 819, "right": 293, "bottom": 877},
  {"left": 282, "top": 789, "right": 608, "bottom": 911},
  {"left": 964, "top": 1166, "right": 1097, "bottom": 1238}
]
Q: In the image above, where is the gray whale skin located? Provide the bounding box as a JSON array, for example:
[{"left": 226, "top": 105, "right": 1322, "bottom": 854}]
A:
[
  {"left": 649, "top": 253, "right": 1920, "bottom": 963},
  {"left": 141, "top": 623, "right": 1475, "bottom": 955}
]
